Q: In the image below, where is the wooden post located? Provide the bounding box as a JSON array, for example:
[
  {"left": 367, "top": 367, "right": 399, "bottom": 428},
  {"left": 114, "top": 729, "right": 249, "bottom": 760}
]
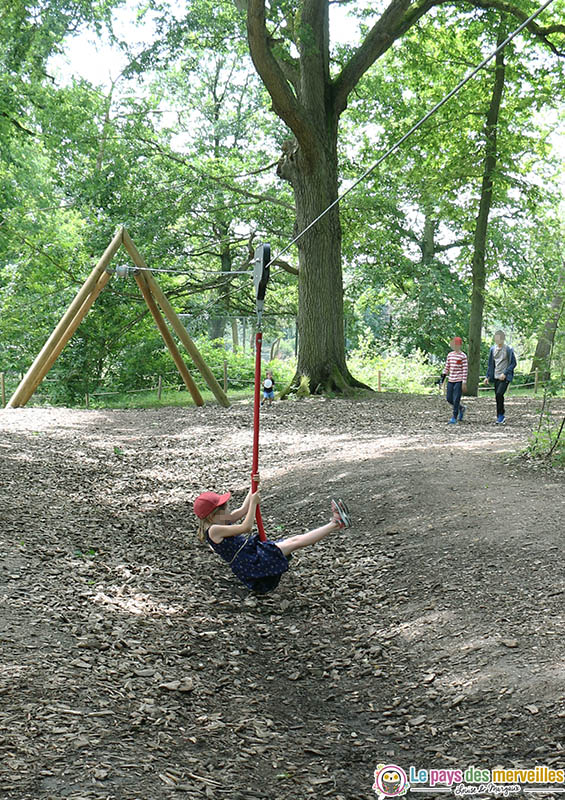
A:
[
  {"left": 157, "top": 375, "right": 162, "bottom": 400},
  {"left": 377, "top": 370, "right": 382, "bottom": 392},
  {"left": 35, "top": 271, "right": 111, "bottom": 398},
  {"left": 146, "top": 272, "right": 229, "bottom": 407},
  {"left": 8, "top": 228, "right": 123, "bottom": 408},
  {"left": 534, "top": 368, "right": 539, "bottom": 394},
  {"left": 1, "top": 373, "right": 5, "bottom": 408},
  {"left": 122, "top": 229, "right": 229, "bottom": 408},
  {"left": 134, "top": 271, "right": 204, "bottom": 406},
  {"left": 223, "top": 360, "right": 228, "bottom": 393},
  {"left": 9, "top": 269, "right": 113, "bottom": 408},
  {"left": 85, "top": 392, "right": 89, "bottom": 408}
]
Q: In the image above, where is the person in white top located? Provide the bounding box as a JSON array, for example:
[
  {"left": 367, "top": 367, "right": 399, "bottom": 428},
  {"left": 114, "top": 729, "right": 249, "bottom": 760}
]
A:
[{"left": 483, "top": 330, "right": 517, "bottom": 424}]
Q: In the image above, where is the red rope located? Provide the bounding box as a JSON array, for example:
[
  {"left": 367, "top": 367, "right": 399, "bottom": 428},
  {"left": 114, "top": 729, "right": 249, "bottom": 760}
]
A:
[{"left": 252, "top": 331, "right": 267, "bottom": 541}]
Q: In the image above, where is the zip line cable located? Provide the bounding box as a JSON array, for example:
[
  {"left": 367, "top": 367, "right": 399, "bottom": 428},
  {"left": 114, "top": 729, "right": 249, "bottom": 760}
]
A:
[
  {"left": 9, "top": 1, "right": 555, "bottom": 291},
  {"left": 132, "top": 265, "right": 252, "bottom": 276},
  {"left": 265, "top": 0, "right": 558, "bottom": 272}
]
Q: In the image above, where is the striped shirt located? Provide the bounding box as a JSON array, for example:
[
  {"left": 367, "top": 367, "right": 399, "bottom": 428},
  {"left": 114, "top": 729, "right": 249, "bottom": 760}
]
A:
[{"left": 444, "top": 350, "right": 468, "bottom": 382}]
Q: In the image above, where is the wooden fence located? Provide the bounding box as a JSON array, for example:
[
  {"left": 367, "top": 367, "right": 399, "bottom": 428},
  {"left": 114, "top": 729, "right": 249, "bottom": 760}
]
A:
[{"left": 0, "top": 366, "right": 559, "bottom": 408}]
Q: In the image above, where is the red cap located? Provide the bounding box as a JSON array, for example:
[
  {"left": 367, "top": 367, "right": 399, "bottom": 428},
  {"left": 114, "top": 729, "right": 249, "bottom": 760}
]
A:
[
  {"left": 452, "top": 336, "right": 463, "bottom": 345},
  {"left": 193, "top": 491, "right": 231, "bottom": 519}
]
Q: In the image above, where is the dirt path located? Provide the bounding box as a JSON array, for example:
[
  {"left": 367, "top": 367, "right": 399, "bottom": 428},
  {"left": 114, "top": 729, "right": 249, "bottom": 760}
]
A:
[{"left": 1, "top": 393, "right": 564, "bottom": 800}]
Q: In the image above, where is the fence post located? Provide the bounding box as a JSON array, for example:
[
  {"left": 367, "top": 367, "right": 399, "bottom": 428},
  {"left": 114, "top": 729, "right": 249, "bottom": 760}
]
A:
[
  {"left": 377, "top": 370, "right": 382, "bottom": 392},
  {"left": 157, "top": 375, "right": 162, "bottom": 400},
  {"left": 85, "top": 392, "right": 89, "bottom": 408},
  {"left": 1, "top": 373, "right": 5, "bottom": 408},
  {"left": 223, "top": 360, "right": 228, "bottom": 393},
  {"left": 534, "top": 368, "right": 539, "bottom": 394}
]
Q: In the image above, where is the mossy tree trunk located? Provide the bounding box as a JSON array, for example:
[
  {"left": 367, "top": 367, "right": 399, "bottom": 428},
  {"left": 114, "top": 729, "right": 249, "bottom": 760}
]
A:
[
  {"left": 530, "top": 267, "right": 565, "bottom": 381},
  {"left": 277, "top": 131, "right": 360, "bottom": 391}
]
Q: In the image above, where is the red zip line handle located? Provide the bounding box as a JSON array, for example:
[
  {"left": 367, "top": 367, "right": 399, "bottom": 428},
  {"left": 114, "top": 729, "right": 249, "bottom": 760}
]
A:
[{"left": 252, "top": 331, "right": 267, "bottom": 541}]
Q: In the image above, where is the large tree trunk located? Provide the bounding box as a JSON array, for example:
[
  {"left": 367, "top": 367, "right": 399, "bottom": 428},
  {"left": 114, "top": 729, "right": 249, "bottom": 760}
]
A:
[
  {"left": 243, "top": 1, "right": 565, "bottom": 394},
  {"left": 530, "top": 266, "right": 565, "bottom": 381},
  {"left": 467, "top": 24, "right": 506, "bottom": 396},
  {"left": 277, "top": 138, "right": 358, "bottom": 392},
  {"left": 246, "top": 0, "right": 410, "bottom": 394}
]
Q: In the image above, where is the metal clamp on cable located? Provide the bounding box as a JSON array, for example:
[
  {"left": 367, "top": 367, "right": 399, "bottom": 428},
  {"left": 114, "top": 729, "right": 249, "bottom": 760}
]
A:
[
  {"left": 114, "top": 264, "right": 131, "bottom": 279},
  {"left": 253, "top": 243, "right": 270, "bottom": 329}
]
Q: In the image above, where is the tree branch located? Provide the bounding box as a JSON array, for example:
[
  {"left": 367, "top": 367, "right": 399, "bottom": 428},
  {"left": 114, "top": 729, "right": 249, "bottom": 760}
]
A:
[
  {"left": 277, "top": 52, "right": 301, "bottom": 96},
  {"left": 387, "top": 214, "right": 470, "bottom": 254},
  {"left": 436, "top": 237, "right": 470, "bottom": 252},
  {"left": 332, "top": 0, "right": 417, "bottom": 116},
  {"left": 0, "top": 112, "right": 36, "bottom": 137},
  {"left": 246, "top": 0, "right": 319, "bottom": 158},
  {"left": 137, "top": 136, "right": 294, "bottom": 210},
  {"left": 332, "top": 0, "right": 564, "bottom": 120},
  {"left": 273, "top": 257, "right": 299, "bottom": 275},
  {"left": 464, "top": 0, "right": 565, "bottom": 56}
]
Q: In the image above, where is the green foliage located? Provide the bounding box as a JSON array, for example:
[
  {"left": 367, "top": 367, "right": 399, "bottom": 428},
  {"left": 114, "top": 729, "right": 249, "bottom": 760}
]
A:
[
  {"left": 18, "top": 336, "right": 298, "bottom": 407},
  {"left": 347, "top": 330, "right": 438, "bottom": 394},
  {"left": 524, "top": 425, "right": 565, "bottom": 468},
  {"left": 1, "top": 0, "right": 565, "bottom": 410},
  {"left": 340, "top": 5, "right": 565, "bottom": 363},
  {"left": 190, "top": 338, "right": 295, "bottom": 391}
]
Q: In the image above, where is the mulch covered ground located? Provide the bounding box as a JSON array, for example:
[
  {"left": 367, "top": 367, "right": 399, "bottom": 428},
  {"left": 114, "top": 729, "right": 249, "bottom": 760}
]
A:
[{"left": 1, "top": 392, "right": 564, "bottom": 800}]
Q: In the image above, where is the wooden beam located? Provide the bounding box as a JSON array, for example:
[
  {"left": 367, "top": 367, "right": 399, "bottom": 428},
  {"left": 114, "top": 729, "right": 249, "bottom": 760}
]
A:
[
  {"left": 121, "top": 229, "right": 230, "bottom": 408},
  {"left": 12, "top": 270, "right": 112, "bottom": 407},
  {"left": 8, "top": 228, "right": 123, "bottom": 408},
  {"left": 144, "top": 271, "right": 230, "bottom": 408},
  {"left": 134, "top": 271, "right": 204, "bottom": 407}
]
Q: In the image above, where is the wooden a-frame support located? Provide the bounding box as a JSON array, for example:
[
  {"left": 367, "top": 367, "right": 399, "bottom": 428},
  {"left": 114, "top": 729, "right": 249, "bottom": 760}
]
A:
[{"left": 7, "top": 227, "right": 230, "bottom": 409}]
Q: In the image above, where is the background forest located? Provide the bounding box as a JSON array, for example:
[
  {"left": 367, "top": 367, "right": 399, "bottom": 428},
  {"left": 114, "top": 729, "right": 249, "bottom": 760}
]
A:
[{"left": 1, "top": 0, "right": 564, "bottom": 406}]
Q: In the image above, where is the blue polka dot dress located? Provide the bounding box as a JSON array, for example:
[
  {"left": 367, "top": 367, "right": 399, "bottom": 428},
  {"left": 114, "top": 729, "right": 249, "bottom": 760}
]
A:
[{"left": 206, "top": 531, "right": 290, "bottom": 593}]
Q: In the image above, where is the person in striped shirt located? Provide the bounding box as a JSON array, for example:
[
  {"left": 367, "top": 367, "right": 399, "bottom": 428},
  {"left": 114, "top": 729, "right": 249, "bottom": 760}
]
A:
[{"left": 442, "top": 336, "right": 468, "bottom": 424}]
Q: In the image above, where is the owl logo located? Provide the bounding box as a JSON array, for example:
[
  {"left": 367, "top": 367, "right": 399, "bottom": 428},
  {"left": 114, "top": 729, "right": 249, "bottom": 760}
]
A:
[{"left": 372, "top": 763, "right": 410, "bottom": 798}]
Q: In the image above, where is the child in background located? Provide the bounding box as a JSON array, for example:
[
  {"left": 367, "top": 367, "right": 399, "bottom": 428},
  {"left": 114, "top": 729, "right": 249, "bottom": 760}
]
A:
[
  {"left": 261, "top": 369, "right": 275, "bottom": 407},
  {"left": 194, "top": 477, "right": 351, "bottom": 594},
  {"left": 441, "top": 336, "right": 468, "bottom": 425}
]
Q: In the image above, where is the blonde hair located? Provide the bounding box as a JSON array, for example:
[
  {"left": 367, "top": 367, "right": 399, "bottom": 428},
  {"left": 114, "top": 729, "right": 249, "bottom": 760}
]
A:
[
  {"left": 197, "top": 502, "right": 227, "bottom": 543},
  {"left": 197, "top": 517, "right": 208, "bottom": 543}
]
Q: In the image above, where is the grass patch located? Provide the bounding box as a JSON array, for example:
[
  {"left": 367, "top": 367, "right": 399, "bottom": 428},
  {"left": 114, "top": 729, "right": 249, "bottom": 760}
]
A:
[{"left": 86, "top": 387, "right": 253, "bottom": 410}]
